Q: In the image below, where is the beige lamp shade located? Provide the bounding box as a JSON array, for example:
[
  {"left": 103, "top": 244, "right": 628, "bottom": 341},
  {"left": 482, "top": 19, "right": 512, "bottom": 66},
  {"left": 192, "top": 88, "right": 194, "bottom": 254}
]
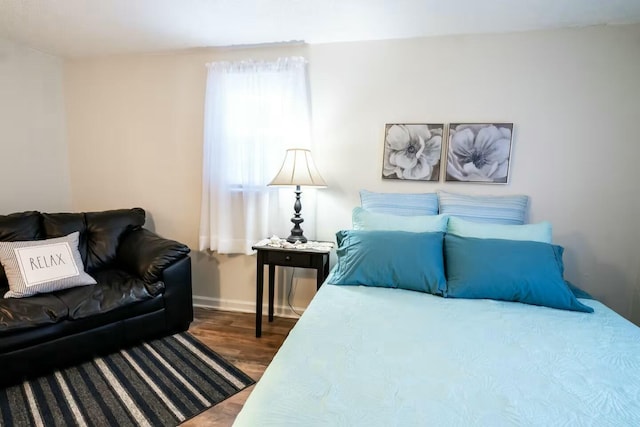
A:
[{"left": 269, "top": 149, "right": 327, "bottom": 187}]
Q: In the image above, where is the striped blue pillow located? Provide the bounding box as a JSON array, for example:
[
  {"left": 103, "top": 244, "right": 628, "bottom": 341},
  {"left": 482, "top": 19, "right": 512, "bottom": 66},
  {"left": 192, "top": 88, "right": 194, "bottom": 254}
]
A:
[
  {"left": 438, "top": 191, "right": 529, "bottom": 225},
  {"left": 360, "top": 190, "right": 438, "bottom": 216}
]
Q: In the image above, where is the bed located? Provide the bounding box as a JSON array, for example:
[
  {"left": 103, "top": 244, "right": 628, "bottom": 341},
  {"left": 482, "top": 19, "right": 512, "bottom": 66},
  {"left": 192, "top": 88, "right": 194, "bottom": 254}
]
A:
[{"left": 234, "top": 192, "right": 640, "bottom": 426}]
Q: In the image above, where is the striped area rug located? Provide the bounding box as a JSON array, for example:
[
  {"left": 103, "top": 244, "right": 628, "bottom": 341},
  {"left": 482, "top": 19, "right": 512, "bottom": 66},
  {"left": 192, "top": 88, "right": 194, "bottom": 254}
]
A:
[{"left": 0, "top": 332, "right": 254, "bottom": 426}]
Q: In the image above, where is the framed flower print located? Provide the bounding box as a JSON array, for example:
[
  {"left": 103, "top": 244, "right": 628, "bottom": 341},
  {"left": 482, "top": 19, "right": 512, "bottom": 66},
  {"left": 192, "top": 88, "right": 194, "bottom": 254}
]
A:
[
  {"left": 382, "top": 123, "right": 444, "bottom": 181},
  {"left": 445, "top": 123, "right": 514, "bottom": 184}
]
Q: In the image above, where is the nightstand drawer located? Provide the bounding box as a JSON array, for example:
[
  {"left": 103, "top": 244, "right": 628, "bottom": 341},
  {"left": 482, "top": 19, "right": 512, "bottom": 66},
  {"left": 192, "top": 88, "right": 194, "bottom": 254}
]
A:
[{"left": 265, "top": 251, "right": 312, "bottom": 267}]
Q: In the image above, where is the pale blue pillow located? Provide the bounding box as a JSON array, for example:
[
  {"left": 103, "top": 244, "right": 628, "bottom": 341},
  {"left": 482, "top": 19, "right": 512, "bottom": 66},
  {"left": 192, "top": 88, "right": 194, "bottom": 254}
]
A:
[
  {"left": 360, "top": 190, "right": 438, "bottom": 216},
  {"left": 327, "top": 230, "right": 447, "bottom": 295},
  {"left": 448, "top": 216, "right": 552, "bottom": 243},
  {"left": 444, "top": 234, "right": 593, "bottom": 313},
  {"left": 352, "top": 207, "right": 448, "bottom": 233},
  {"left": 438, "top": 191, "right": 528, "bottom": 225}
]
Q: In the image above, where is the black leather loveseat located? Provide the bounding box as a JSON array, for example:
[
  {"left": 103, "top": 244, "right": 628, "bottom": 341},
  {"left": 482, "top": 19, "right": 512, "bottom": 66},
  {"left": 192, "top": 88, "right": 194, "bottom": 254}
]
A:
[{"left": 0, "top": 208, "right": 192, "bottom": 386}]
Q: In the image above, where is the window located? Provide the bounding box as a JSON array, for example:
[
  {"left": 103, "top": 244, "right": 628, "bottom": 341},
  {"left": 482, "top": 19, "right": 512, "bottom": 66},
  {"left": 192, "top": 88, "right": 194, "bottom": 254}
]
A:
[{"left": 199, "top": 57, "right": 313, "bottom": 254}]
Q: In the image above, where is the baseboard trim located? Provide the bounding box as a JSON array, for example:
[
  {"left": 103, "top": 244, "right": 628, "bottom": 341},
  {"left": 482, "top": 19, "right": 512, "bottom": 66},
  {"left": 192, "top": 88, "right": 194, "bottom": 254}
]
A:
[{"left": 193, "top": 295, "right": 305, "bottom": 319}]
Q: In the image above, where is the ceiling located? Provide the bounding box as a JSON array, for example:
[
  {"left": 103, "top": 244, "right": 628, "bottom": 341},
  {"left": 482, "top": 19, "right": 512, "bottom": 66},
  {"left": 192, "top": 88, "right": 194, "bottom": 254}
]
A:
[{"left": 1, "top": 0, "right": 640, "bottom": 58}]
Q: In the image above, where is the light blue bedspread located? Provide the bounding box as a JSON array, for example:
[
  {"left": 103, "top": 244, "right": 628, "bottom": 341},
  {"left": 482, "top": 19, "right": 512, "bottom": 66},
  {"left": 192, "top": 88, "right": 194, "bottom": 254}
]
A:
[{"left": 234, "top": 284, "right": 640, "bottom": 426}]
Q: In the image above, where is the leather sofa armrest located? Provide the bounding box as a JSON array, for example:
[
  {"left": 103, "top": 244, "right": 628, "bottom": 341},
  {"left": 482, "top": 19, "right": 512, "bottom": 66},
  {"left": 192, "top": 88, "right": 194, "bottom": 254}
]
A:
[
  {"left": 161, "top": 256, "right": 193, "bottom": 332},
  {"left": 117, "top": 228, "right": 190, "bottom": 283}
]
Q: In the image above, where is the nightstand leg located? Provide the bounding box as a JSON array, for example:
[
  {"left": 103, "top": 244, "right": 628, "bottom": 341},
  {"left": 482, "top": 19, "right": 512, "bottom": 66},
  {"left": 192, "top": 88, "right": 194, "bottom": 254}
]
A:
[
  {"left": 268, "top": 265, "right": 275, "bottom": 322},
  {"left": 256, "top": 253, "right": 264, "bottom": 338},
  {"left": 315, "top": 253, "right": 330, "bottom": 290},
  {"left": 323, "top": 254, "right": 330, "bottom": 282}
]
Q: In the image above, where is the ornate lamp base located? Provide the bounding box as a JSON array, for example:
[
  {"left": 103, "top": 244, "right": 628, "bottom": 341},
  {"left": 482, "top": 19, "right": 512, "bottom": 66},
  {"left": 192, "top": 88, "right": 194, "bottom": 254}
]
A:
[{"left": 286, "top": 185, "right": 308, "bottom": 243}]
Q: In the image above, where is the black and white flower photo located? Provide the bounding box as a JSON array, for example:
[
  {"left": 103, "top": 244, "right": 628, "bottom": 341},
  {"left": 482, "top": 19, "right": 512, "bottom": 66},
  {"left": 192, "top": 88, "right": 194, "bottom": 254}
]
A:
[
  {"left": 382, "top": 124, "right": 443, "bottom": 181},
  {"left": 445, "top": 123, "right": 514, "bottom": 183}
]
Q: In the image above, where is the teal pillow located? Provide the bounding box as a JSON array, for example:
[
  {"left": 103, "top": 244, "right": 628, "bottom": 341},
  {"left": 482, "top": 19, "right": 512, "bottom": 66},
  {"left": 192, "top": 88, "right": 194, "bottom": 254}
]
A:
[
  {"left": 444, "top": 234, "right": 593, "bottom": 313},
  {"left": 567, "top": 281, "right": 594, "bottom": 300},
  {"left": 352, "top": 207, "right": 448, "bottom": 233},
  {"left": 328, "top": 230, "right": 447, "bottom": 295},
  {"left": 447, "top": 216, "right": 552, "bottom": 243}
]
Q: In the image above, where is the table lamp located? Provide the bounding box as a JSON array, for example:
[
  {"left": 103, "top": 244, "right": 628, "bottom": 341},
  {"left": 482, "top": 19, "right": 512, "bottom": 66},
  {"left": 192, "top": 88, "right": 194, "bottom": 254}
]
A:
[{"left": 268, "top": 148, "right": 327, "bottom": 243}]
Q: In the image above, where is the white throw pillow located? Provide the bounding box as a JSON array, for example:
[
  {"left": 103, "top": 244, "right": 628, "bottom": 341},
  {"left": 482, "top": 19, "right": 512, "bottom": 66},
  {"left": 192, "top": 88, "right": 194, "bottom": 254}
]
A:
[{"left": 0, "top": 231, "right": 96, "bottom": 298}]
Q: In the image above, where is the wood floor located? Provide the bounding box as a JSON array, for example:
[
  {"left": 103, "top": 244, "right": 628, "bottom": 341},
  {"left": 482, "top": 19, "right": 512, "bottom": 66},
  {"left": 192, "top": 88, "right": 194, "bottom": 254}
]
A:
[{"left": 181, "top": 307, "right": 298, "bottom": 426}]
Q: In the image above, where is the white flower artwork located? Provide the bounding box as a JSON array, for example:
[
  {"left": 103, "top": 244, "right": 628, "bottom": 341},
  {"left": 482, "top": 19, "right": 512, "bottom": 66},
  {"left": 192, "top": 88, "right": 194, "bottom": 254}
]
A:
[
  {"left": 382, "top": 123, "right": 443, "bottom": 181},
  {"left": 445, "top": 123, "right": 514, "bottom": 184}
]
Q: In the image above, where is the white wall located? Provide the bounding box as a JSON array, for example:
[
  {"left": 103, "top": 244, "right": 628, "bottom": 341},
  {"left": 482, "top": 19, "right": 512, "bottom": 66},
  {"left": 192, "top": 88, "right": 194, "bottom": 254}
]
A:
[
  {"left": 64, "top": 24, "right": 640, "bottom": 324},
  {"left": 0, "top": 39, "right": 71, "bottom": 214},
  {"left": 310, "top": 25, "right": 640, "bottom": 324}
]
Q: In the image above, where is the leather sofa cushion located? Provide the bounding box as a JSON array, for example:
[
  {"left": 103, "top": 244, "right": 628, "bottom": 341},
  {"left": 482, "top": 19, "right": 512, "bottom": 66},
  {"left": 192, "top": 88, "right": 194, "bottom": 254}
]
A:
[
  {"left": 0, "top": 298, "right": 164, "bottom": 355},
  {"left": 0, "top": 211, "right": 43, "bottom": 292},
  {"left": 0, "top": 211, "right": 42, "bottom": 242},
  {"left": 84, "top": 209, "right": 145, "bottom": 270},
  {"left": 54, "top": 268, "right": 164, "bottom": 320},
  {"left": 42, "top": 209, "right": 146, "bottom": 271},
  {"left": 42, "top": 212, "right": 89, "bottom": 266},
  {"left": 0, "top": 295, "right": 68, "bottom": 334}
]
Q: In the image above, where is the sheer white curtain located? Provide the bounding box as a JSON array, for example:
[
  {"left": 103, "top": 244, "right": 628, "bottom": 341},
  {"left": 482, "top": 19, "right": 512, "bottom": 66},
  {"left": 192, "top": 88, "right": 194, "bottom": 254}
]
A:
[{"left": 199, "top": 57, "right": 314, "bottom": 254}]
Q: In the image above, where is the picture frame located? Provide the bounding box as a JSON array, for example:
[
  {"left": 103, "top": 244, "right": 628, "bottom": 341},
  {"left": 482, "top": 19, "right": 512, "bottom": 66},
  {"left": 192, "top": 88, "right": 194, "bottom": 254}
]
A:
[
  {"left": 445, "top": 123, "right": 514, "bottom": 184},
  {"left": 381, "top": 123, "right": 444, "bottom": 182}
]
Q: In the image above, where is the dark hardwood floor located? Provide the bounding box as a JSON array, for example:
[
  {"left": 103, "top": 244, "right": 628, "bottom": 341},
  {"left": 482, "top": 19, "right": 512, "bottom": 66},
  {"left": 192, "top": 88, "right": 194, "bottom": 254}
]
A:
[{"left": 181, "top": 307, "right": 298, "bottom": 426}]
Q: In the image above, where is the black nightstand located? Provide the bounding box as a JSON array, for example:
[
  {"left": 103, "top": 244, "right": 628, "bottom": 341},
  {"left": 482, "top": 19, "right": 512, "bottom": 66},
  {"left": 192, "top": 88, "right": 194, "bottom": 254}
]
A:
[{"left": 252, "top": 243, "right": 332, "bottom": 337}]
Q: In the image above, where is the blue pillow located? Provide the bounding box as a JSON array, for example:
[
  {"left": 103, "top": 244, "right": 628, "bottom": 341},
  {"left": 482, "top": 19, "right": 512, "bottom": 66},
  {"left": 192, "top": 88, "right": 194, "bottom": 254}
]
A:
[
  {"left": 567, "top": 282, "right": 595, "bottom": 300},
  {"left": 438, "top": 191, "right": 528, "bottom": 225},
  {"left": 447, "top": 216, "right": 552, "bottom": 243},
  {"left": 444, "top": 234, "right": 593, "bottom": 313},
  {"left": 360, "top": 190, "right": 438, "bottom": 216},
  {"left": 327, "top": 230, "right": 447, "bottom": 295},
  {"left": 352, "top": 207, "right": 448, "bottom": 233}
]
